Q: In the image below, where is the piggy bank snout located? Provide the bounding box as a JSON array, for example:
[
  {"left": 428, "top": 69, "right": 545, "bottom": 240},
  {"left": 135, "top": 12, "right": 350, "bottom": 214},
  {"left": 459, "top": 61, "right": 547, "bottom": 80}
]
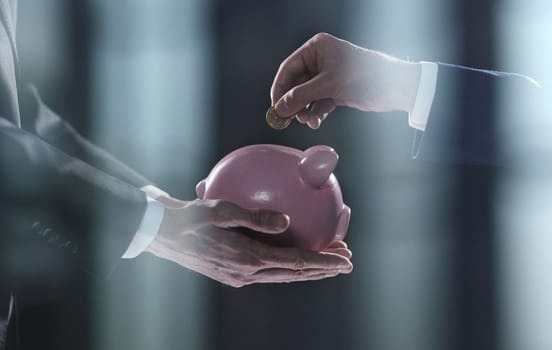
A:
[{"left": 299, "top": 145, "right": 338, "bottom": 188}]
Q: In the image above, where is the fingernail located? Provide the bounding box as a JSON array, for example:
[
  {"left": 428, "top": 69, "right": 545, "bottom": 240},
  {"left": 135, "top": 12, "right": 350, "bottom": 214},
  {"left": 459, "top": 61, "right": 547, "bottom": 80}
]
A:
[
  {"left": 308, "top": 116, "right": 321, "bottom": 129},
  {"left": 297, "top": 114, "right": 308, "bottom": 124},
  {"left": 273, "top": 214, "right": 290, "bottom": 230}
]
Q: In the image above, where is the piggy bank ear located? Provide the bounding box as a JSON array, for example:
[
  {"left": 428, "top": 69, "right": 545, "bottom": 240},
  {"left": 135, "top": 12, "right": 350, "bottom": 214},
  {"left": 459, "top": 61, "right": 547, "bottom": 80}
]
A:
[
  {"left": 196, "top": 179, "right": 206, "bottom": 199},
  {"left": 299, "top": 145, "right": 338, "bottom": 188}
]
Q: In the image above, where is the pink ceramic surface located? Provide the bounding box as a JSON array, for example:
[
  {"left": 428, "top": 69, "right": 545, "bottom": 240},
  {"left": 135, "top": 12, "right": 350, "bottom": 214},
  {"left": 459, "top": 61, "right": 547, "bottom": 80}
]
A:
[{"left": 196, "top": 144, "right": 350, "bottom": 251}]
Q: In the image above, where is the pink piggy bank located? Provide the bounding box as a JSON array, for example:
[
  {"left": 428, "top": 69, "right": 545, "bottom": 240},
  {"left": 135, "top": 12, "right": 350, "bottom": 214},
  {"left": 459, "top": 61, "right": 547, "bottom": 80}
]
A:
[{"left": 196, "top": 144, "right": 350, "bottom": 251}]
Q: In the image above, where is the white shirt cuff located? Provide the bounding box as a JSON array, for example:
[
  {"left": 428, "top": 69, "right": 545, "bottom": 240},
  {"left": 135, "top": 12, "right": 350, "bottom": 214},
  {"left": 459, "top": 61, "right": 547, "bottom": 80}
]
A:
[
  {"left": 121, "top": 188, "right": 166, "bottom": 259},
  {"left": 141, "top": 184, "right": 169, "bottom": 199},
  {"left": 408, "top": 61, "right": 438, "bottom": 131}
]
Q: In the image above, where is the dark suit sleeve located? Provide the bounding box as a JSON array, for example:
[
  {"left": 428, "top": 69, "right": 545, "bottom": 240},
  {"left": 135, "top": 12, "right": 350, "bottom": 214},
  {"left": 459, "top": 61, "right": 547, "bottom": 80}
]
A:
[
  {"left": 0, "top": 116, "right": 147, "bottom": 280},
  {"left": 412, "top": 63, "right": 543, "bottom": 165},
  {"left": 19, "top": 86, "right": 153, "bottom": 189}
]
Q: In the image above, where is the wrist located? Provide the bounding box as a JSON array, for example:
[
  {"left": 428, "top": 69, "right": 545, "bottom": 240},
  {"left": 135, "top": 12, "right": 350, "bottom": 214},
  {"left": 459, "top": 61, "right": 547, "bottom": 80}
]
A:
[
  {"left": 122, "top": 195, "right": 166, "bottom": 259},
  {"left": 141, "top": 185, "right": 169, "bottom": 199},
  {"left": 145, "top": 206, "right": 177, "bottom": 255}
]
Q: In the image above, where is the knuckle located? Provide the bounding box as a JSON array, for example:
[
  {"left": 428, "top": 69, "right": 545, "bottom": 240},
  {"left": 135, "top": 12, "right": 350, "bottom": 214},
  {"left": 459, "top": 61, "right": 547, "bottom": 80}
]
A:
[
  {"left": 312, "top": 32, "right": 329, "bottom": 43},
  {"left": 251, "top": 210, "right": 269, "bottom": 229},
  {"left": 294, "top": 257, "right": 306, "bottom": 270},
  {"left": 256, "top": 210, "right": 280, "bottom": 231},
  {"left": 229, "top": 280, "right": 244, "bottom": 288},
  {"left": 287, "top": 87, "right": 307, "bottom": 106},
  {"left": 250, "top": 210, "right": 261, "bottom": 227},
  {"left": 233, "top": 278, "right": 246, "bottom": 288},
  {"left": 229, "top": 272, "right": 251, "bottom": 288},
  {"left": 288, "top": 86, "right": 302, "bottom": 100},
  {"left": 223, "top": 273, "right": 241, "bottom": 288}
]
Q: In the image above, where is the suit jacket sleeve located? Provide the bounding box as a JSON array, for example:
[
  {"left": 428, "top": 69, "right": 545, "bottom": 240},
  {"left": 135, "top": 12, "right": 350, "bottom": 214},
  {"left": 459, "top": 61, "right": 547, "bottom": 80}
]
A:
[
  {"left": 19, "top": 86, "right": 154, "bottom": 189},
  {"left": 412, "top": 63, "right": 543, "bottom": 165},
  {"left": 0, "top": 115, "right": 148, "bottom": 280}
]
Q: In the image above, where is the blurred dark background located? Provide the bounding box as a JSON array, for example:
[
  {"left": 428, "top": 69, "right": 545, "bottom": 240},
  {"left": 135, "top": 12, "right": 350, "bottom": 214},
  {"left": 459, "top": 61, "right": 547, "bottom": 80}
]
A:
[{"left": 14, "top": 0, "right": 551, "bottom": 349}]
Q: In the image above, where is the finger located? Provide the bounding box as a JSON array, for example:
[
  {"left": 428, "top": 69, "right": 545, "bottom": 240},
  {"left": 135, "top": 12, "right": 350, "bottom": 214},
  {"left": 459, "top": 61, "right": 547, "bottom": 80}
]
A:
[
  {"left": 274, "top": 73, "right": 334, "bottom": 118},
  {"left": 296, "top": 107, "right": 310, "bottom": 124},
  {"left": 262, "top": 248, "right": 353, "bottom": 271},
  {"left": 271, "top": 41, "right": 317, "bottom": 105},
  {"left": 307, "top": 115, "right": 322, "bottom": 129},
  {"left": 251, "top": 268, "right": 342, "bottom": 284},
  {"left": 296, "top": 271, "right": 345, "bottom": 282},
  {"left": 327, "top": 240, "right": 348, "bottom": 249},
  {"left": 306, "top": 99, "right": 336, "bottom": 129},
  {"left": 210, "top": 201, "right": 290, "bottom": 234},
  {"left": 302, "top": 99, "right": 337, "bottom": 120},
  {"left": 322, "top": 248, "right": 352, "bottom": 259}
]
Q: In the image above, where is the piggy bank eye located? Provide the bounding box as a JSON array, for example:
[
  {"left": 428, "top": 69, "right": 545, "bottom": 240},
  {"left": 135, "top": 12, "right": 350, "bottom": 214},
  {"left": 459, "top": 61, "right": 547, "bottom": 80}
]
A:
[{"left": 298, "top": 145, "right": 338, "bottom": 188}]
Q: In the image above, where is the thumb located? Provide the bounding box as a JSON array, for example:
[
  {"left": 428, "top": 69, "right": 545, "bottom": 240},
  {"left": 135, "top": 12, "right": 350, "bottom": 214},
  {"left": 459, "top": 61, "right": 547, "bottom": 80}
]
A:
[
  {"left": 212, "top": 202, "right": 290, "bottom": 234},
  {"left": 274, "top": 74, "right": 333, "bottom": 118}
]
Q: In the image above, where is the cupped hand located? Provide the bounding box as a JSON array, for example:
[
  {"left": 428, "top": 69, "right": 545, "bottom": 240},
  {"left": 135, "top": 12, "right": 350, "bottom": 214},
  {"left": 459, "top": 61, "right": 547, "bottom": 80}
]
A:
[
  {"left": 145, "top": 199, "right": 353, "bottom": 288},
  {"left": 270, "top": 32, "right": 421, "bottom": 129}
]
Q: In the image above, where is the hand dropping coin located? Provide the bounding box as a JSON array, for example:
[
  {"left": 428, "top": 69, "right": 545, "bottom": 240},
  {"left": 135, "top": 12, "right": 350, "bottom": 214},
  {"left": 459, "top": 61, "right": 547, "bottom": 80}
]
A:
[{"left": 266, "top": 106, "right": 291, "bottom": 130}]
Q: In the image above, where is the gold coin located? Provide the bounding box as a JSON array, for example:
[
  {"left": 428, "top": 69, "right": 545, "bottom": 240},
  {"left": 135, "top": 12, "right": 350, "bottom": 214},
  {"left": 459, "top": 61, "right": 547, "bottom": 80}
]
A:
[{"left": 266, "top": 106, "right": 291, "bottom": 130}]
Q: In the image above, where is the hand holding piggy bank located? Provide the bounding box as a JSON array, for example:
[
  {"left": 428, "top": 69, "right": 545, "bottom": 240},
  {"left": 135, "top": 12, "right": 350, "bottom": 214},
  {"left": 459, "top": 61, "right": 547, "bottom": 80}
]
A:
[{"left": 196, "top": 144, "right": 350, "bottom": 251}]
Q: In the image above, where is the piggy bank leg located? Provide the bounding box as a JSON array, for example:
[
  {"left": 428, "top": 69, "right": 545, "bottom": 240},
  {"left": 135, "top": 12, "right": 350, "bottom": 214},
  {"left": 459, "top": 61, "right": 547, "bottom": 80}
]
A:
[
  {"left": 335, "top": 205, "right": 351, "bottom": 241},
  {"left": 195, "top": 179, "right": 206, "bottom": 199}
]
